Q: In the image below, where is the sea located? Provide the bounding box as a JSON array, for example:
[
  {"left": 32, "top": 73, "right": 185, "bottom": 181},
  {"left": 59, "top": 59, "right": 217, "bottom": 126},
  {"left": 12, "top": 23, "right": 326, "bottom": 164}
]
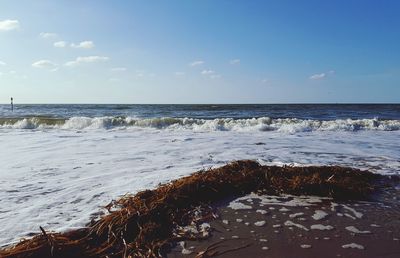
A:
[{"left": 0, "top": 104, "right": 399, "bottom": 246}]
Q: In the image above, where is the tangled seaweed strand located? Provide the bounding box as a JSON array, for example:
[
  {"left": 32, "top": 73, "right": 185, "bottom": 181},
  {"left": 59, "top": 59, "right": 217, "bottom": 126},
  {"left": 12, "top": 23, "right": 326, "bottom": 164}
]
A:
[{"left": 0, "top": 160, "right": 381, "bottom": 258}]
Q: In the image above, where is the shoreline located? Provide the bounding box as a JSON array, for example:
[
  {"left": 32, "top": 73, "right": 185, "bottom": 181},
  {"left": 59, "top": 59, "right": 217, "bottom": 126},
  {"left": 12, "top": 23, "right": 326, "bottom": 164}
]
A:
[{"left": 1, "top": 160, "right": 398, "bottom": 257}]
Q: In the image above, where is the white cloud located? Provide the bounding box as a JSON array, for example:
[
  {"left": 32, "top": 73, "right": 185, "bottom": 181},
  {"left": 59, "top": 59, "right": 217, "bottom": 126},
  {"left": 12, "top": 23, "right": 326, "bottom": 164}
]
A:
[
  {"left": 31, "top": 60, "right": 57, "bottom": 70},
  {"left": 309, "top": 73, "right": 327, "bottom": 80},
  {"left": 71, "top": 41, "right": 95, "bottom": 49},
  {"left": 65, "top": 56, "right": 109, "bottom": 67},
  {"left": 54, "top": 41, "right": 67, "bottom": 48},
  {"left": 0, "top": 20, "right": 19, "bottom": 31},
  {"left": 111, "top": 67, "right": 127, "bottom": 72},
  {"left": 261, "top": 78, "right": 269, "bottom": 83},
  {"left": 190, "top": 60, "right": 204, "bottom": 67},
  {"left": 0, "top": 61, "right": 6, "bottom": 66},
  {"left": 309, "top": 70, "right": 335, "bottom": 80},
  {"left": 39, "top": 32, "right": 57, "bottom": 39},
  {"left": 201, "top": 70, "right": 215, "bottom": 75},
  {"left": 230, "top": 59, "right": 240, "bottom": 65}
]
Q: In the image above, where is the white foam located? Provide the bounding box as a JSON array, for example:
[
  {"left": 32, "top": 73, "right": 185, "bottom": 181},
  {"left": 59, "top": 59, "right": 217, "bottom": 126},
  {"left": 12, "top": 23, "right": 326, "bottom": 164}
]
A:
[
  {"left": 254, "top": 221, "right": 266, "bottom": 227},
  {"left": 345, "top": 226, "right": 371, "bottom": 234},
  {"left": 2, "top": 116, "right": 400, "bottom": 132},
  {"left": 311, "top": 224, "right": 334, "bottom": 230},
  {"left": 284, "top": 221, "right": 309, "bottom": 231},
  {"left": 344, "top": 213, "right": 357, "bottom": 220},
  {"left": 179, "top": 241, "right": 193, "bottom": 255},
  {"left": 330, "top": 202, "right": 339, "bottom": 212},
  {"left": 241, "top": 194, "right": 332, "bottom": 207},
  {"left": 228, "top": 202, "right": 252, "bottom": 210},
  {"left": 342, "top": 205, "right": 363, "bottom": 219},
  {"left": 289, "top": 212, "right": 304, "bottom": 218},
  {"left": 181, "top": 248, "right": 192, "bottom": 255},
  {"left": 312, "top": 210, "right": 329, "bottom": 220},
  {"left": 0, "top": 121, "right": 399, "bottom": 245},
  {"left": 256, "top": 209, "right": 268, "bottom": 215},
  {"left": 342, "top": 243, "right": 365, "bottom": 250}
]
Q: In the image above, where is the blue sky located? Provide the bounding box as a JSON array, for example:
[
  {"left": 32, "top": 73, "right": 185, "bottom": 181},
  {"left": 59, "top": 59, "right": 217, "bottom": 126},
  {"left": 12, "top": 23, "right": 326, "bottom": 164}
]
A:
[{"left": 0, "top": 0, "right": 399, "bottom": 103}]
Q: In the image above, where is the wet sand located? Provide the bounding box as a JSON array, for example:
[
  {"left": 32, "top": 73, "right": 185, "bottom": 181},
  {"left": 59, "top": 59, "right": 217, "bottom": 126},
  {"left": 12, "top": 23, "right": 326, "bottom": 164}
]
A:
[{"left": 169, "top": 187, "right": 400, "bottom": 258}]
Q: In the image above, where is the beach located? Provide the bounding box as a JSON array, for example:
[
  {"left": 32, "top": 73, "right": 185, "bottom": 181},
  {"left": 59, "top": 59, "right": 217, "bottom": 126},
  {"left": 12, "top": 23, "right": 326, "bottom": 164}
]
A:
[{"left": 170, "top": 190, "right": 400, "bottom": 257}]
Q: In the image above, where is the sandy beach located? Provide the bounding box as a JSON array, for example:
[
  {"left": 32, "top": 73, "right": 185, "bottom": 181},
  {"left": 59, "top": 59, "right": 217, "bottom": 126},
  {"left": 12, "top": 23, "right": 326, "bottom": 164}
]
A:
[{"left": 169, "top": 189, "right": 400, "bottom": 258}]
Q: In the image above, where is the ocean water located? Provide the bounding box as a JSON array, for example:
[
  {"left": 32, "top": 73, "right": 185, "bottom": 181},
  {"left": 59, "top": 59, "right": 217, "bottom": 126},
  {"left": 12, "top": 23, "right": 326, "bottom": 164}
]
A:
[{"left": 0, "top": 104, "right": 399, "bottom": 245}]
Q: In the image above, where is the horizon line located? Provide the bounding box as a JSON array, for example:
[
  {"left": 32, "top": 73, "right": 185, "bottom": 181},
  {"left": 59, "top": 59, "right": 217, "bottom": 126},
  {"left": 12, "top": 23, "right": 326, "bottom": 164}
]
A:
[{"left": 1, "top": 102, "right": 399, "bottom": 105}]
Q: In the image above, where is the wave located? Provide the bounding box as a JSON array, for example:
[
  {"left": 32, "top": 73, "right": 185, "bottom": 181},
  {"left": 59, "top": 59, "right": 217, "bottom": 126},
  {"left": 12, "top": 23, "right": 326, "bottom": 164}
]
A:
[{"left": 1, "top": 116, "right": 400, "bottom": 132}]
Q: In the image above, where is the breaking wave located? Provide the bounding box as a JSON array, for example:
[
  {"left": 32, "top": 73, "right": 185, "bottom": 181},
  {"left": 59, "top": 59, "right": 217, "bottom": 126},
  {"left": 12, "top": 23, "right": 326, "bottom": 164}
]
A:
[{"left": 1, "top": 116, "right": 400, "bottom": 132}]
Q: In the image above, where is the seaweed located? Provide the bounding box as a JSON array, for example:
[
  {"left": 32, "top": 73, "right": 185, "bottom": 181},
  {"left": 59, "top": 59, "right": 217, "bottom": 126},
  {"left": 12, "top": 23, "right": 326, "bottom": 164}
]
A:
[{"left": 0, "top": 160, "right": 381, "bottom": 258}]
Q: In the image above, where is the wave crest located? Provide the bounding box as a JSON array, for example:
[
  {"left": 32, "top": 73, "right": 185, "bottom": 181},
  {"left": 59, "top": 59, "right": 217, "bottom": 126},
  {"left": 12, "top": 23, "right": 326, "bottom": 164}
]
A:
[{"left": 0, "top": 116, "right": 399, "bottom": 132}]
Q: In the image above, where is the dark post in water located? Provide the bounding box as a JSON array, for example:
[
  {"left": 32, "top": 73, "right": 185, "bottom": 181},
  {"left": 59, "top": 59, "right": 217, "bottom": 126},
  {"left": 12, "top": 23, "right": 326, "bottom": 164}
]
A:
[{"left": 11, "top": 97, "right": 13, "bottom": 112}]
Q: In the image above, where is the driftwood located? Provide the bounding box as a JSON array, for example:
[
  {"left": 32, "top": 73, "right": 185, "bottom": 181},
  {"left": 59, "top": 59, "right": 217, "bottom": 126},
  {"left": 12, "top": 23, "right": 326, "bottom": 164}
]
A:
[{"left": 0, "top": 160, "right": 381, "bottom": 258}]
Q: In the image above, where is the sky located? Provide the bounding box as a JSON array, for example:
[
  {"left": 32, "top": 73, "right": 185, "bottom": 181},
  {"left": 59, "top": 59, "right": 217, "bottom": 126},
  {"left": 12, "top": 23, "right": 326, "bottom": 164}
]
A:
[{"left": 0, "top": 0, "right": 399, "bottom": 104}]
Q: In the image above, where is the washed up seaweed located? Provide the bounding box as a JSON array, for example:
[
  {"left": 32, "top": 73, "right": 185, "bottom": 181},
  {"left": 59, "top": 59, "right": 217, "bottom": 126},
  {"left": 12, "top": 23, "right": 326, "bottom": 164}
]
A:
[{"left": 0, "top": 160, "right": 383, "bottom": 258}]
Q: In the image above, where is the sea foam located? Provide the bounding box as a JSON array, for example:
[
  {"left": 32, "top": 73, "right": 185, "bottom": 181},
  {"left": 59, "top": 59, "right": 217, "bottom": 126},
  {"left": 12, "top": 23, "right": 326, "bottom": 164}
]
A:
[
  {"left": 1, "top": 115, "right": 399, "bottom": 246},
  {"left": 1, "top": 116, "right": 399, "bottom": 132}
]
